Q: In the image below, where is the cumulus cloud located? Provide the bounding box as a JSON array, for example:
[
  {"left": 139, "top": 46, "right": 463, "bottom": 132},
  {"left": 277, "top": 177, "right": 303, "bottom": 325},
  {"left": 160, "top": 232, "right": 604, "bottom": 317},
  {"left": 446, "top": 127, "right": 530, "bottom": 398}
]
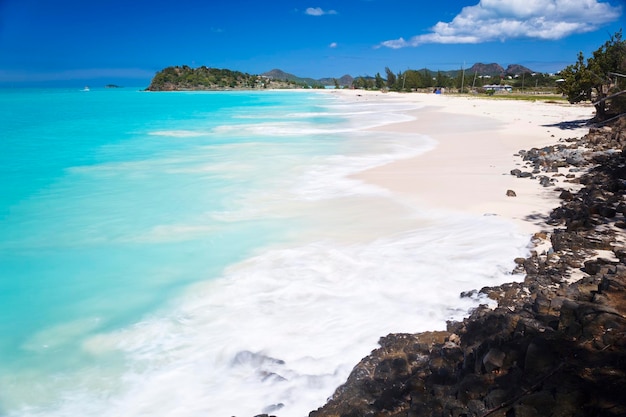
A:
[
  {"left": 305, "top": 7, "right": 338, "bottom": 16},
  {"left": 380, "top": 0, "right": 622, "bottom": 48},
  {"left": 329, "top": 42, "right": 338, "bottom": 48}
]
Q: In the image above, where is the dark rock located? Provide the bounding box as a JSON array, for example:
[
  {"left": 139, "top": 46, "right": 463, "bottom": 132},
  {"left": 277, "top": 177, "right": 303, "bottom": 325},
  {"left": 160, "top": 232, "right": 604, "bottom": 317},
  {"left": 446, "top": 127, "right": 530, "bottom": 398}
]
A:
[
  {"left": 506, "top": 189, "right": 517, "bottom": 197},
  {"left": 539, "top": 176, "right": 553, "bottom": 187},
  {"left": 559, "top": 189, "right": 574, "bottom": 200},
  {"left": 583, "top": 258, "right": 616, "bottom": 275},
  {"left": 309, "top": 119, "right": 626, "bottom": 417},
  {"left": 482, "top": 348, "right": 506, "bottom": 372},
  {"left": 523, "top": 338, "right": 557, "bottom": 377}
]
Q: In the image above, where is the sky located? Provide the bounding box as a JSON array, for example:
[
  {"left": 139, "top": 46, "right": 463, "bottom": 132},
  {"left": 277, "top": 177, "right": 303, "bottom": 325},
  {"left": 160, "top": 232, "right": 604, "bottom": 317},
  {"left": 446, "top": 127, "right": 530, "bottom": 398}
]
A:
[{"left": 0, "top": 0, "right": 623, "bottom": 87}]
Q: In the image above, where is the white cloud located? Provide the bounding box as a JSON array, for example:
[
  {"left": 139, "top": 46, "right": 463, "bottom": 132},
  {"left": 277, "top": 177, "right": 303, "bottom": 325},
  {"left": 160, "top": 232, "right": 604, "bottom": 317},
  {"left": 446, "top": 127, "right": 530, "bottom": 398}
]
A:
[
  {"left": 305, "top": 7, "right": 338, "bottom": 16},
  {"left": 329, "top": 42, "right": 338, "bottom": 48},
  {"left": 380, "top": 0, "right": 622, "bottom": 48}
]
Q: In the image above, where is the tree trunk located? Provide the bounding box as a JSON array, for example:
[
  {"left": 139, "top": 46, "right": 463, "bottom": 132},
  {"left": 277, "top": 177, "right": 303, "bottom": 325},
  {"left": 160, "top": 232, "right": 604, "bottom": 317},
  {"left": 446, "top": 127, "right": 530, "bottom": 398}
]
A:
[{"left": 594, "top": 100, "right": 606, "bottom": 120}]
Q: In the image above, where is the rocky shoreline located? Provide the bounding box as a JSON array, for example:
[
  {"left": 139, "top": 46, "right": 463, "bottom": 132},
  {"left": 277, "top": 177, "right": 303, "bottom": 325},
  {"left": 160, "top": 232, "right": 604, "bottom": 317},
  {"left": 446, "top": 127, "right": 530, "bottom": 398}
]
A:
[{"left": 301, "top": 116, "right": 626, "bottom": 417}]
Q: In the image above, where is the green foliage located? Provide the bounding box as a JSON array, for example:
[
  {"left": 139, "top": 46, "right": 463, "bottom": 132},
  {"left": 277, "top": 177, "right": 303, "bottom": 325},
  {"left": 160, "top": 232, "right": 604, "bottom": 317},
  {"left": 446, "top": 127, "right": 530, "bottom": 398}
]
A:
[
  {"left": 557, "top": 30, "right": 626, "bottom": 119},
  {"left": 401, "top": 70, "right": 424, "bottom": 91},
  {"left": 421, "top": 69, "right": 433, "bottom": 88},
  {"left": 385, "top": 67, "right": 396, "bottom": 90},
  {"left": 455, "top": 71, "right": 465, "bottom": 90},
  {"left": 352, "top": 76, "right": 374, "bottom": 90},
  {"left": 375, "top": 73, "right": 385, "bottom": 90},
  {"left": 435, "top": 71, "right": 451, "bottom": 88},
  {"left": 508, "top": 72, "right": 559, "bottom": 89},
  {"left": 558, "top": 53, "right": 595, "bottom": 103},
  {"left": 148, "top": 66, "right": 260, "bottom": 90}
]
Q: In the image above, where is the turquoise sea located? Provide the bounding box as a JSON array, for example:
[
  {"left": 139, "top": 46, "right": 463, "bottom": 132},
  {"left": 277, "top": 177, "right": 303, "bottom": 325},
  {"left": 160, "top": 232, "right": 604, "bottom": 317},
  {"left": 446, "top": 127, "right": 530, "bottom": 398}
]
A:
[{"left": 0, "top": 88, "right": 530, "bottom": 416}]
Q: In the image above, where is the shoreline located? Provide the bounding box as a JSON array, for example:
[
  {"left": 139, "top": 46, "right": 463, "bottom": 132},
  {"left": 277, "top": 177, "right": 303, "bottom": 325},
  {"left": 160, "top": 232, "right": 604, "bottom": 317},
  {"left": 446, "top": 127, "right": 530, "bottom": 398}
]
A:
[
  {"left": 332, "top": 90, "right": 595, "bottom": 235},
  {"left": 310, "top": 99, "right": 626, "bottom": 417}
]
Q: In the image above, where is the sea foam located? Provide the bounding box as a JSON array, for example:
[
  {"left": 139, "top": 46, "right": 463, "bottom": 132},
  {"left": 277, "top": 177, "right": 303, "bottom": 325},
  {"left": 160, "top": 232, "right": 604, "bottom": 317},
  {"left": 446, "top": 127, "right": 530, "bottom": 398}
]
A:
[
  {"left": 16, "top": 213, "right": 528, "bottom": 417},
  {"left": 1, "top": 90, "right": 531, "bottom": 417}
]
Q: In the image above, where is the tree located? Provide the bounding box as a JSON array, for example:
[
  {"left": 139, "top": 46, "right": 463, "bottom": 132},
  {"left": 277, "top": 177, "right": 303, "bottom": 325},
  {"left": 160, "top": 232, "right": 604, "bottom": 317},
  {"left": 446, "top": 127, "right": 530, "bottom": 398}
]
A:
[
  {"left": 385, "top": 67, "right": 396, "bottom": 90},
  {"left": 588, "top": 30, "right": 626, "bottom": 117},
  {"left": 397, "top": 71, "right": 404, "bottom": 91},
  {"left": 375, "top": 72, "right": 385, "bottom": 90},
  {"left": 403, "top": 70, "right": 424, "bottom": 91},
  {"left": 558, "top": 53, "right": 593, "bottom": 102},
  {"left": 422, "top": 69, "right": 433, "bottom": 88},
  {"left": 558, "top": 31, "right": 626, "bottom": 119},
  {"left": 435, "top": 71, "right": 448, "bottom": 88},
  {"left": 352, "top": 76, "right": 373, "bottom": 90},
  {"left": 454, "top": 72, "right": 465, "bottom": 91}
]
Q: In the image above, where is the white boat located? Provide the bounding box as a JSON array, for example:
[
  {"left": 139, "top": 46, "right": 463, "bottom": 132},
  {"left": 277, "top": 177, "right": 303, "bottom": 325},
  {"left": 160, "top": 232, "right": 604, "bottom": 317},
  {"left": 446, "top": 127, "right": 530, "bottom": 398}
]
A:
[{"left": 81, "top": 86, "right": 90, "bottom": 92}]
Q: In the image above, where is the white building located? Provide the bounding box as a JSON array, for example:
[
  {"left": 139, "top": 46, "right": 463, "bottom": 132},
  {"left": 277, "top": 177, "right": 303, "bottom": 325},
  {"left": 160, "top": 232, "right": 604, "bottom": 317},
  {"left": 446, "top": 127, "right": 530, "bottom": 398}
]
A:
[{"left": 484, "top": 84, "right": 513, "bottom": 92}]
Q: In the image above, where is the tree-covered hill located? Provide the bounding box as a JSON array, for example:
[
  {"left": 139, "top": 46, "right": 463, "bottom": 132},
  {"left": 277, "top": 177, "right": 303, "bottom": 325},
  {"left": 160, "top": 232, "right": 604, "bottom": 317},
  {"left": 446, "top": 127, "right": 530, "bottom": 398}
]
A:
[
  {"left": 317, "top": 74, "right": 354, "bottom": 88},
  {"left": 261, "top": 69, "right": 325, "bottom": 88},
  {"left": 146, "top": 66, "right": 309, "bottom": 91}
]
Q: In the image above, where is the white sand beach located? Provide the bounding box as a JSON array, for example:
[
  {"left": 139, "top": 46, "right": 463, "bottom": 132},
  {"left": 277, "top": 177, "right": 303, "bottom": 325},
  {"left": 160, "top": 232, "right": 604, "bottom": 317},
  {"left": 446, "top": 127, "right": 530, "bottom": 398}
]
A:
[{"left": 339, "top": 90, "right": 595, "bottom": 234}]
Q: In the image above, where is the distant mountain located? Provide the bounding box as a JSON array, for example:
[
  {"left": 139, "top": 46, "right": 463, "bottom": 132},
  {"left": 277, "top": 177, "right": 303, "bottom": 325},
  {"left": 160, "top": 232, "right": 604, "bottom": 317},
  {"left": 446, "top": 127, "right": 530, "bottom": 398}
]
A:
[
  {"left": 505, "top": 64, "right": 535, "bottom": 76},
  {"left": 261, "top": 68, "right": 297, "bottom": 81},
  {"left": 265, "top": 63, "right": 538, "bottom": 87},
  {"left": 261, "top": 69, "right": 322, "bottom": 87},
  {"left": 263, "top": 69, "right": 354, "bottom": 87},
  {"left": 466, "top": 63, "right": 505, "bottom": 77},
  {"left": 464, "top": 63, "right": 536, "bottom": 77},
  {"left": 318, "top": 74, "right": 354, "bottom": 87}
]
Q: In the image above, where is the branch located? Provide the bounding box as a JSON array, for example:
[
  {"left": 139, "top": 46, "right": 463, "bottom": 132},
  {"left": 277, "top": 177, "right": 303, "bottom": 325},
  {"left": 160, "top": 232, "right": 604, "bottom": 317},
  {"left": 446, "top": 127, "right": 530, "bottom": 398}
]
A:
[
  {"left": 592, "top": 89, "right": 626, "bottom": 106},
  {"left": 591, "top": 111, "right": 626, "bottom": 126}
]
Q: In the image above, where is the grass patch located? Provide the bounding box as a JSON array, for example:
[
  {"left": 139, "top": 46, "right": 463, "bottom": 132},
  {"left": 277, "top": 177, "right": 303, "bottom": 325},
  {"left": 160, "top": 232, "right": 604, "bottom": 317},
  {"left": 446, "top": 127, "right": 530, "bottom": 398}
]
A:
[{"left": 474, "top": 93, "right": 568, "bottom": 102}]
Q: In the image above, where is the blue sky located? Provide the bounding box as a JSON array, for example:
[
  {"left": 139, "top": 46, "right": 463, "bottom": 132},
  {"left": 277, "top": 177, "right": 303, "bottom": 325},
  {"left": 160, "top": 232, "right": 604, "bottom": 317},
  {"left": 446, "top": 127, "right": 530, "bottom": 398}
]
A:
[{"left": 0, "top": 0, "right": 623, "bottom": 86}]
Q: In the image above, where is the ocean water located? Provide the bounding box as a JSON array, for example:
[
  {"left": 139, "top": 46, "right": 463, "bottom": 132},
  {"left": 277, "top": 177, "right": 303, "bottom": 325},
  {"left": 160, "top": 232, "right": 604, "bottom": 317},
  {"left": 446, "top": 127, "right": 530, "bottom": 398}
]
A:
[{"left": 0, "top": 88, "right": 530, "bottom": 417}]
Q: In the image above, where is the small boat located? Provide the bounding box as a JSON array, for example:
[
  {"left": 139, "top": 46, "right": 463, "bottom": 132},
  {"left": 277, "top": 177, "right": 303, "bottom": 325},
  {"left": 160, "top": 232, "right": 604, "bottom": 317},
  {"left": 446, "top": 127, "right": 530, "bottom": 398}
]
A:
[{"left": 81, "top": 86, "right": 90, "bottom": 92}]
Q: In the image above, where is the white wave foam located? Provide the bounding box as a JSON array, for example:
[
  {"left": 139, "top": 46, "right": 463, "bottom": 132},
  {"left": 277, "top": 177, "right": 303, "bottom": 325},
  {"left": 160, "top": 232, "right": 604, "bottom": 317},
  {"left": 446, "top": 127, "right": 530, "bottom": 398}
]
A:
[
  {"left": 212, "top": 121, "right": 355, "bottom": 137},
  {"left": 212, "top": 100, "right": 423, "bottom": 138},
  {"left": 294, "top": 131, "right": 436, "bottom": 200},
  {"left": 11, "top": 212, "right": 529, "bottom": 417}
]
